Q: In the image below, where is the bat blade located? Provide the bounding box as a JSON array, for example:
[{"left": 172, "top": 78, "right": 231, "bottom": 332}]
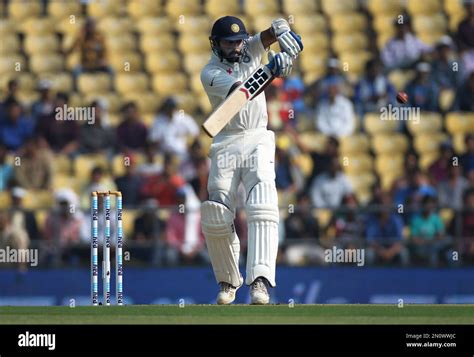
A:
[{"left": 202, "top": 65, "right": 273, "bottom": 138}]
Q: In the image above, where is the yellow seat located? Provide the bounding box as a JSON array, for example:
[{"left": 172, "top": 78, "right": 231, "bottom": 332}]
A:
[
  {"left": 298, "top": 132, "right": 327, "bottom": 152},
  {"left": 140, "top": 34, "right": 175, "bottom": 54},
  {"left": 122, "top": 209, "right": 138, "bottom": 239},
  {"left": 413, "top": 14, "right": 447, "bottom": 36},
  {"left": 112, "top": 153, "right": 146, "bottom": 177},
  {"left": 321, "top": 0, "right": 357, "bottom": 14},
  {"left": 439, "top": 89, "right": 455, "bottom": 111},
  {"left": 282, "top": 0, "right": 318, "bottom": 14},
  {"left": 30, "top": 54, "right": 63, "bottom": 74},
  {"left": 332, "top": 32, "right": 368, "bottom": 54},
  {"left": 97, "top": 17, "right": 134, "bottom": 36},
  {"left": 20, "top": 18, "right": 54, "bottom": 35},
  {"left": 51, "top": 154, "right": 72, "bottom": 174},
  {"left": 0, "top": 191, "right": 12, "bottom": 209},
  {"left": 106, "top": 34, "right": 136, "bottom": 52},
  {"left": 252, "top": 15, "right": 286, "bottom": 33},
  {"left": 199, "top": 94, "right": 213, "bottom": 114},
  {"left": 313, "top": 208, "right": 333, "bottom": 228},
  {"left": 175, "top": 15, "right": 212, "bottom": 33},
  {"left": 88, "top": 0, "right": 123, "bottom": 17},
  {"left": 388, "top": 69, "right": 416, "bottom": 91},
  {"left": 78, "top": 73, "right": 111, "bottom": 95},
  {"left": 82, "top": 93, "right": 122, "bottom": 114},
  {"left": 364, "top": 113, "right": 399, "bottom": 134},
  {"left": 38, "top": 72, "right": 73, "bottom": 93},
  {"left": 152, "top": 73, "right": 187, "bottom": 96},
  {"left": 375, "top": 153, "right": 404, "bottom": 175},
  {"left": 48, "top": 0, "right": 82, "bottom": 19},
  {"left": 178, "top": 34, "right": 211, "bottom": 54},
  {"left": 174, "top": 93, "right": 199, "bottom": 114},
  {"left": 300, "top": 53, "right": 328, "bottom": 74},
  {"left": 338, "top": 51, "right": 372, "bottom": 77},
  {"left": 165, "top": 0, "right": 202, "bottom": 17},
  {"left": 56, "top": 17, "right": 84, "bottom": 36},
  {"left": 109, "top": 52, "right": 142, "bottom": 72},
  {"left": 439, "top": 208, "right": 455, "bottom": 226},
  {"left": 52, "top": 174, "right": 81, "bottom": 194},
  {"left": 205, "top": 0, "right": 240, "bottom": 18},
  {"left": 414, "top": 133, "right": 448, "bottom": 154},
  {"left": 406, "top": 112, "right": 442, "bottom": 135},
  {"left": 342, "top": 154, "right": 373, "bottom": 174},
  {"left": 372, "top": 133, "right": 409, "bottom": 155},
  {"left": 35, "top": 210, "right": 49, "bottom": 232},
  {"left": 183, "top": 53, "right": 211, "bottom": 74},
  {"left": 115, "top": 73, "right": 149, "bottom": 95},
  {"left": 191, "top": 73, "right": 206, "bottom": 95},
  {"left": 407, "top": 0, "right": 442, "bottom": 15},
  {"left": 74, "top": 154, "right": 110, "bottom": 181},
  {"left": 453, "top": 133, "right": 467, "bottom": 154},
  {"left": 0, "top": 73, "right": 36, "bottom": 93},
  {"left": 24, "top": 34, "right": 59, "bottom": 55},
  {"left": 340, "top": 134, "right": 370, "bottom": 154},
  {"left": 373, "top": 14, "right": 397, "bottom": 34},
  {"left": 0, "top": 54, "right": 27, "bottom": 76},
  {"left": 145, "top": 52, "right": 180, "bottom": 74},
  {"left": 8, "top": 0, "right": 41, "bottom": 20},
  {"left": 244, "top": 0, "right": 279, "bottom": 15},
  {"left": 420, "top": 152, "right": 440, "bottom": 171},
  {"left": 1, "top": 35, "right": 20, "bottom": 54},
  {"left": 23, "top": 190, "right": 54, "bottom": 210},
  {"left": 449, "top": 12, "right": 466, "bottom": 32},
  {"left": 122, "top": 93, "right": 158, "bottom": 115},
  {"left": 0, "top": 19, "right": 17, "bottom": 36},
  {"left": 136, "top": 17, "right": 173, "bottom": 35},
  {"left": 347, "top": 172, "right": 376, "bottom": 191},
  {"left": 367, "top": 0, "right": 403, "bottom": 16},
  {"left": 330, "top": 13, "right": 368, "bottom": 34},
  {"left": 292, "top": 14, "right": 327, "bottom": 34},
  {"left": 380, "top": 171, "right": 403, "bottom": 191},
  {"left": 127, "top": 0, "right": 162, "bottom": 18},
  {"left": 446, "top": 112, "right": 474, "bottom": 135},
  {"left": 302, "top": 33, "right": 330, "bottom": 54}
]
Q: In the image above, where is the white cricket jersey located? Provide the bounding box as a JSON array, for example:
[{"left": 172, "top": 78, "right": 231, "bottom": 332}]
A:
[{"left": 201, "top": 33, "right": 269, "bottom": 134}]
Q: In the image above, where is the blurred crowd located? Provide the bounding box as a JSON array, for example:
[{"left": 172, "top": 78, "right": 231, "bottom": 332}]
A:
[{"left": 1, "top": 5, "right": 474, "bottom": 269}]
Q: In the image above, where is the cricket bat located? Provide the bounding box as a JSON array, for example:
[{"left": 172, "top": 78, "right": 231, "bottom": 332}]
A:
[{"left": 202, "top": 62, "right": 275, "bottom": 138}]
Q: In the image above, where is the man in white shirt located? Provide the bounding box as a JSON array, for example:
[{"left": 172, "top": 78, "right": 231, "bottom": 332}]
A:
[
  {"left": 316, "top": 81, "right": 356, "bottom": 138},
  {"left": 200, "top": 16, "right": 302, "bottom": 304},
  {"left": 149, "top": 97, "right": 199, "bottom": 160}
]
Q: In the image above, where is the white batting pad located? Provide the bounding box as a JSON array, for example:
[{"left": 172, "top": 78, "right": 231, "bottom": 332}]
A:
[
  {"left": 201, "top": 200, "right": 242, "bottom": 287},
  {"left": 245, "top": 182, "right": 279, "bottom": 287}
]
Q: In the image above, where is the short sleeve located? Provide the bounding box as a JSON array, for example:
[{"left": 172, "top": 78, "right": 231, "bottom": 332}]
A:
[
  {"left": 201, "top": 66, "right": 238, "bottom": 100},
  {"left": 247, "top": 33, "right": 267, "bottom": 63}
]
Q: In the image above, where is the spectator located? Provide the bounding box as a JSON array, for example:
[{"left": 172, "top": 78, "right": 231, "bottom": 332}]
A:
[
  {"left": 459, "top": 188, "right": 474, "bottom": 264},
  {"left": 275, "top": 147, "right": 301, "bottom": 195},
  {"left": 44, "top": 189, "right": 84, "bottom": 266},
  {"left": 307, "top": 58, "right": 351, "bottom": 105},
  {"left": 429, "top": 141, "right": 455, "bottom": 184},
  {"left": 0, "top": 99, "right": 34, "bottom": 151},
  {"left": 8, "top": 187, "right": 39, "bottom": 242},
  {"left": 431, "top": 36, "right": 462, "bottom": 90},
  {"left": 405, "top": 62, "right": 439, "bottom": 111},
  {"left": 438, "top": 163, "right": 470, "bottom": 210},
  {"left": 453, "top": 71, "right": 474, "bottom": 112},
  {"left": 0, "top": 79, "right": 19, "bottom": 118},
  {"left": 456, "top": 2, "right": 474, "bottom": 75},
  {"left": 136, "top": 143, "right": 163, "bottom": 177},
  {"left": 310, "top": 157, "right": 353, "bottom": 208},
  {"left": 409, "top": 195, "right": 449, "bottom": 266},
  {"left": 149, "top": 97, "right": 199, "bottom": 160},
  {"left": 80, "top": 165, "right": 117, "bottom": 209},
  {"left": 179, "top": 138, "right": 206, "bottom": 181},
  {"left": 460, "top": 134, "right": 474, "bottom": 175},
  {"left": 266, "top": 79, "right": 294, "bottom": 131},
  {"left": 114, "top": 156, "right": 142, "bottom": 208},
  {"left": 328, "top": 194, "right": 365, "bottom": 249},
  {"left": 132, "top": 199, "right": 165, "bottom": 264},
  {"left": 284, "top": 192, "right": 324, "bottom": 266},
  {"left": 366, "top": 193, "right": 409, "bottom": 266},
  {"left": 0, "top": 144, "right": 13, "bottom": 191},
  {"left": 79, "top": 101, "right": 115, "bottom": 154},
  {"left": 140, "top": 154, "right": 185, "bottom": 206},
  {"left": 165, "top": 186, "right": 206, "bottom": 265},
  {"left": 315, "top": 81, "right": 356, "bottom": 138},
  {"left": 0, "top": 210, "right": 30, "bottom": 271},
  {"left": 381, "top": 15, "right": 431, "bottom": 70},
  {"left": 354, "top": 59, "right": 397, "bottom": 116},
  {"left": 12, "top": 136, "right": 52, "bottom": 190},
  {"left": 189, "top": 157, "right": 209, "bottom": 202},
  {"left": 116, "top": 102, "right": 148, "bottom": 152},
  {"left": 31, "top": 80, "right": 55, "bottom": 122},
  {"left": 66, "top": 17, "right": 113, "bottom": 90},
  {"left": 36, "top": 92, "right": 80, "bottom": 155}
]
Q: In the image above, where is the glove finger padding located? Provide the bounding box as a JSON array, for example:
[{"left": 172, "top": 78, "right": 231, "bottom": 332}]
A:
[
  {"left": 278, "top": 31, "right": 303, "bottom": 58},
  {"left": 267, "top": 50, "right": 293, "bottom": 78}
]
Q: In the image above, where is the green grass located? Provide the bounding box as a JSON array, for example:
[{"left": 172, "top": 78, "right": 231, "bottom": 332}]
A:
[{"left": 1, "top": 305, "right": 474, "bottom": 324}]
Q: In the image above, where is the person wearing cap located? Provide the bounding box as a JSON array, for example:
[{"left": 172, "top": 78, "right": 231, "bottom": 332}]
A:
[
  {"left": 31, "top": 79, "right": 55, "bottom": 122},
  {"left": 381, "top": 15, "right": 431, "bottom": 70},
  {"left": 200, "top": 16, "right": 303, "bottom": 305},
  {"left": 405, "top": 62, "right": 440, "bottom": 111},
  {"left": 148, "top": 97, "right": 199, "bottom": 160},
  {"left": 432, "top": 36, "right": 462, "bottom": 90}
]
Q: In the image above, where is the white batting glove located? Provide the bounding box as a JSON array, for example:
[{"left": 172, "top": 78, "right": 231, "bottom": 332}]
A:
[
  {"left": 271, "top": 18, "right": 304, "bottom": 58},
  {"left": 267, "top": 50, "right": 293, "bottom": 78}
]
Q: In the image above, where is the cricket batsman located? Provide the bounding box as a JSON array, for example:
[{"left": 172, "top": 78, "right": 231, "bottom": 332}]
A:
[{"left": 200, "top": 16, "right": 303, "bottom": 304}]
